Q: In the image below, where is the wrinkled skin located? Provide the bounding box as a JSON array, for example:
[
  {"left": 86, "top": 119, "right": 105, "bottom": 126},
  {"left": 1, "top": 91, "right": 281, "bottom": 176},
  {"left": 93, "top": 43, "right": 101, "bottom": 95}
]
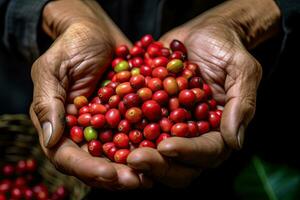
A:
[
  {"left": 127, "top": 18, "right": 262, "bottom": 187},
  {"left": 29, "top": 0, "right": 270, "bottom": 190},
  {"left": 30, "top": 1, "right": 152, "bottom": 190}
]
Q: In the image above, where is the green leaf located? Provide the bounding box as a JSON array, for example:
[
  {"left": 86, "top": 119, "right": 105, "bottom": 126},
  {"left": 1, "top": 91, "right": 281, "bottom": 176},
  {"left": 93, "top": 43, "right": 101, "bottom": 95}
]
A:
[{"left": 234, "top": 156, "right": 300, "bottom": 200}]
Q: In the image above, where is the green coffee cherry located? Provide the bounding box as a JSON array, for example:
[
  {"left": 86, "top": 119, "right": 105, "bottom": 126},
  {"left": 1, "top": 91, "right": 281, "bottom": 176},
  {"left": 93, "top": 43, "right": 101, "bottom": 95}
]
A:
[
  {"left": 114, "top": 60, "right": 129, "bottom": 72},
  {"left": 84, "top": 126, "right": 97, "bottom": 141},
  {"left": 167, "top": 59, "right": 183, "bottom": 73}
]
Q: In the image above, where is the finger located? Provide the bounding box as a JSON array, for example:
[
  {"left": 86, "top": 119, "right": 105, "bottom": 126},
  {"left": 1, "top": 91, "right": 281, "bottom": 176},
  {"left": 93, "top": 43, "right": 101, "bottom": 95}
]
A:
[
  {"left": 30, "top": 58, "right": 66, "bottom": 148},
  {"left": 157, "top": 132, "right": 231, "bottom": 168},
  {"left": 127, "top": 148, "right": 200, "bottom": 188},
  {"left": 48, "top": 139, "right": 119, "bottom": 189},
  {"left": 222, "top": 53, "right": 262, "bottom": 149}
]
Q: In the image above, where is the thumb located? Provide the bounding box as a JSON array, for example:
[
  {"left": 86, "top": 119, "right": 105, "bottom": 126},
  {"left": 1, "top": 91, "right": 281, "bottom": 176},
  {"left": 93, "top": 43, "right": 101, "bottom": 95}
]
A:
[
  {"left": 221, "top": 55, "right": 262, "bottom": 150},
  {"left": 30, "top": 57, "right": 66, "bottom": 148}
]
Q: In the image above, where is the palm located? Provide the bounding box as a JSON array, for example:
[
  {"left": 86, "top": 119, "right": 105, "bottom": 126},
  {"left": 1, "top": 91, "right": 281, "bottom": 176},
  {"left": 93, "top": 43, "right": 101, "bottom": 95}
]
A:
[{"left": 52, "top": 22, "right": 113, "bottom": 102}]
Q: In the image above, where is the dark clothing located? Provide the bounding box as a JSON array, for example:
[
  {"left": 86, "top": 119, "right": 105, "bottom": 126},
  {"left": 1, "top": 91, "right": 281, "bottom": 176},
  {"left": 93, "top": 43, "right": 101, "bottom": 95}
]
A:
[{"left": 0, "top": 0, "right": 299, "bottom": 199}]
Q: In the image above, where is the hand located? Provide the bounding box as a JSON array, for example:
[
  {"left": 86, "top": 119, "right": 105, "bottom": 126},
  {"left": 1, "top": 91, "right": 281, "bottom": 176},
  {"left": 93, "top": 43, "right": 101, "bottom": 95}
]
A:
[
  {"left": 30, "top": 1, "right": 152, "bottom": 190},
  {"left": 127, "top": 0, "right": 280, "bottom": 187}
]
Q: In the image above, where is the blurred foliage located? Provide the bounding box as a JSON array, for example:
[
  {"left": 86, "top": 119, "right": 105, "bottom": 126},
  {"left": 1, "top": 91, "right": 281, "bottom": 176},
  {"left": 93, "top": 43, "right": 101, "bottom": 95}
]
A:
[{"left": 234, "top": 156, "right": 300, "bottom": 200}]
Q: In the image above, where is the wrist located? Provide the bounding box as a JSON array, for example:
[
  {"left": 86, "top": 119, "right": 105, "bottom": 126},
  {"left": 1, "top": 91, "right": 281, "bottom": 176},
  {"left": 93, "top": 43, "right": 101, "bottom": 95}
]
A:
[
  {"left": 205, "top": 0, "right": 281, "bottom": 49},
  {"left": 42, "top": 0, "right": 112, "bottom": 39}
]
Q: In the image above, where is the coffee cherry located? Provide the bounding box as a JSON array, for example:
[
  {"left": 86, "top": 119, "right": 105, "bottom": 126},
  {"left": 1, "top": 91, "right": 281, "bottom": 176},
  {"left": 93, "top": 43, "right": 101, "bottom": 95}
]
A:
[
  {"left": 90, "top": 103, "right": 107, "bottom": 115},
  {"left": 0, "top": 179, "right": 12, "bottom": 193},
  {"left": 189, "top": 77, "right": 203, "bottom": 89},
  {"left": 114, "top": 60, "right": 130, "bottom": 72},
  {"left": 116, "top": 71, "right": 131, "bottom": 82},
  {"left": 125, "top": 107, "right": 143, "bottom": 123},
  {"left": 167, "top": 59, "right": 184, "bottom": 73},
  {"left": 130, "top": 74, "right": 145, "bottom": 89},
  {"left": 194, "top": 103, "right": 209, "bottom": 120},
  {"left": 90, "top": 114, "right": 106, "bottom": 128},
  {"left": 197, "top": 121, "right": 210, "bottom": 134},
  {"left": 208, "top": 111, "right": 221, "bottom": 129},
  {"left": 170, "top": 39, "right": 187, "bottom": 55},
  {"left": 187, "top": 121, "right": 199, "bottom": 137},
  {"left": 116, "top": 82, "right": 134, "bottom": 97},
  {"left": 140, "top": 65, "right": 152, "bottom": 76},
  {"left": 152, "top": 90, "right": 169, "bottom": 105},
  {"left": 2, "top": 164, "right": 14, "bottom": 177},
  {"left": 131, "top": 67, "right": 140, "bottom": 76},
  {"left": 163, "top": 77, "right": 179, "bottom": 95},
  {"left": 73, "top": 96, "right": 88, "bottom": 109},
  {"left": 118, "top": 101, "right": 127, "bottom": 116},
  {"left": 131, "top": 57, "right": 144, "bottom": 68},
  {"left": 143, "top": 123, "right": 160, "bottom": 140},
  {"left": 152, "top": 57, "right": 169, "bottom": 68},
  {"left": 112, "top": 58, "right": 124, "bottom": 68},
  {"left": 191, "top": 88, "right": 205, "bottom": 102},
  {"left": 65, "top": 115, "right": 77, "bottom": 127},
  {"left": 208, "top": 98, "right": 217, "bottom": 110},
  {"left": 102, "top": 142, "right": 115, "bottom": 155},
  {"left": 26, "top": 159, "right": 37, "bottom": 173},
  {"left": 130, "top": 46, "right": 144, "bottom": 57},
  {"left": 84, "top": 126, "right": 98, "bottom": 141},
  {"left": 98, "top": 130, "right": 113, "bottom": 143},
  {"left": 139, "top": 140, "right": 156, "bottom": 148},
  {"left": 137, "top": 87, "right": 153, "bottom": 101},
  {"left": 152, "top": 66, "right": 168, "bottom": 80},
  {"left": 142, "top": 100, "right": 162, "bottom": 121},
  {"left": 168, "top": 97, "right": 180, "bottom": 111},
  {"left": 24, "top": 188, "right": 34, "bottom": 200},
  {"left": 11, "top": 187, "right": 22, "bottom": 199},
  {"left": 129, "top": 130, "right": 143, "bottom": 144},
  {"left": 156, "top": 133, "right": 171, "bottom": 145},
  {"left": 79, "top": 106, "right": 90, "bottom": 115},
  {"left": 105, "top": 109, "right": 121, "bottom": 128},
  {"left": 123, "top": 93, "right": 140, "bottom": 108},
  {"left": 170, "top": 108, "right": 187, "bottom": 123},
  {"left": 88, "top": 140, "right": 102, "bottom": 156},
  {"left": 114, "top": 149, "right": 130, "bottom": 164},
  {"left": 170, "top": 51, "right": 185, "bottom": 60},
  {"left": 178, "top": 89, "right": 196, "bottom": 107},
  {"left": 98, "top": 87, "right": 115, "bottom": 103},
  {"left": 16, "top": 160, "right": 27, "bottom": 174},
  {"left": 70, "top": 126, "right": 84, "bottom": 143},
  {"left": 176, "top": 76, "right": 188, "bottom": 90},
  {"left": 77, "top": 113, "right": 91, "bottom": 127},
  {"left": 203, "top": 83, "right": 212, "bottom": 98},
  {"left": 171, "top": 123, "right": 189, "bottom": 137},
  {"left": 159, "top": 117, "right": 173, "bottom": 133},
  {"left": 159, "top": 47, "right": 170, "bottom": 57},
  {"left": 134, "top": 118, "right": 148, "bottom": 130},
  {"left": 215, "top": 109, "right": 223, "bottom": 117},
  {"left": 113, "top": 133, "right": 129, "bottom": 148},
  {"left": 181, "top": 69, "right": 194, "bottom": 79},
  {"left": 115, "top": 45, "right": 129, "bottom": 58},
  {"left": 141, "top": 34, "right": 153, "bottom": 47},
  {"left": 147, "top": 78, "right": 163, "bottom": 92},
  {"left": 147, "top": 43, "right": 161, "bottom": 58},
  {"left": 118, "top": 119, "right": 131, "bottom": 134},
  {"left": 108, "top": 95, "right": 121, "bottom": 108}
]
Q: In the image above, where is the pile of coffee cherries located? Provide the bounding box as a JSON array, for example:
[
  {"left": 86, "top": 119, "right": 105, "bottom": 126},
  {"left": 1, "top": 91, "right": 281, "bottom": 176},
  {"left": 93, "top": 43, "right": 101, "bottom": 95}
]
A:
[
  {"left": 66, "top": 34, "right": 222, "bottom": 164},
  {"left": 0, "top": 159, "right": 68, "bottom": 200}
]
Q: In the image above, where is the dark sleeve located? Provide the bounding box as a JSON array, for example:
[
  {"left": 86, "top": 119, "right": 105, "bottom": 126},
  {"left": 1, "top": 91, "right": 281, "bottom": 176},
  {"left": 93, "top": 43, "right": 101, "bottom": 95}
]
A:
[{"left": 1, "top": 0, "right": 50, "bottom": 62}]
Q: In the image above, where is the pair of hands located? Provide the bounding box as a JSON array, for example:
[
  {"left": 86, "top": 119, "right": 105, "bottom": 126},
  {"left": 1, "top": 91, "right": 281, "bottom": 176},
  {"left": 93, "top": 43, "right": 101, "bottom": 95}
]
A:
[{"left": 29, "top": 0, "right": 273, "bottom": 190}]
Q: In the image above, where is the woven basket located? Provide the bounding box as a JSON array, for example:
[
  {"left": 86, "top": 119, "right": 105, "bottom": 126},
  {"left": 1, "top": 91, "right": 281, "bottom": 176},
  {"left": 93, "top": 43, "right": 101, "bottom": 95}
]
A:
[{"left": 0, "top": 114, "right": 90, "bottom": 200}]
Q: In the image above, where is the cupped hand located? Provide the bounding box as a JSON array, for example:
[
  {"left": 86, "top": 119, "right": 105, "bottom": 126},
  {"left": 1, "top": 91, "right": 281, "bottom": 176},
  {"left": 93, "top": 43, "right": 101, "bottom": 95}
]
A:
[
  {"left": 30, "top": 1, "right": 152, "bottom": 190},
  {"left": 127, "top": 15, "right": 262, "bottom": 187}
]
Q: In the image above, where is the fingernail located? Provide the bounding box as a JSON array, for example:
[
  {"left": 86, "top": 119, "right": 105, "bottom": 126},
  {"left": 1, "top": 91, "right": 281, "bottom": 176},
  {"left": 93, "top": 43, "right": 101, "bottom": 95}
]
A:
[
  {"left": 237, "top": 124, "right": 245, "bottom": 150},
  {"left": 42, "top": 122, "right": 52, "bottom": 147}
]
